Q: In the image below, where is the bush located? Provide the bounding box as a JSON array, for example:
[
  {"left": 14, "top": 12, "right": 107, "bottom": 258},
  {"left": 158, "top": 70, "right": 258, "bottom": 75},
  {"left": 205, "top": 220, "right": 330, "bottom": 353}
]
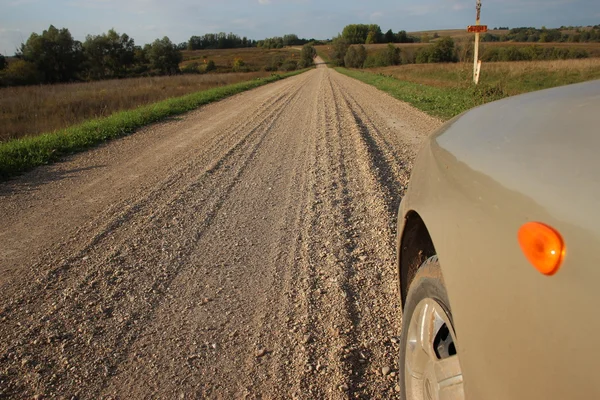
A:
[
  {"left": 344, "top": 45, "right": 367, "bottom": 68},
  {"left": 205, "top": 60, "right": 216, "bottom": 72},
  {"left": 331, "top": 36, "right": 350, "bottom": 66},
  {"left": 299, "top": 43, "right": 317, "bottom": 68},
  {"left": 0, "top": 54, "right": 6, "bottom": 71},
  {"left": 415, "top": 37, "right": 457, "bottom": 63},
  {"left": 265, "top": 55, "right": 284, "bottom": 71},
  {"left": 363, "top": 53, "right": 387, "bottom": 68},
  {"left": 384, "top": 43, "right": 401, "bottom": 66},
  {"left": 363, "top": 45, "right": 401, "bottom": 68},
  {"left": 232, "top": 57, "right": 247, "bottom": 72},
  {"left": 469, "top": 82, "right": 507, "bottom": 104},
  {"left": 0, "top": 59, "right": 40, "bottom": 86},
  {"left": 279, "top": 60, "right": 298, "bottom": 71},
  {"left": 480, "top": 46, "right": 589, "bottom": 62},
  {"left": 181, "top": 62, "right": 201, "bottom": 74}
]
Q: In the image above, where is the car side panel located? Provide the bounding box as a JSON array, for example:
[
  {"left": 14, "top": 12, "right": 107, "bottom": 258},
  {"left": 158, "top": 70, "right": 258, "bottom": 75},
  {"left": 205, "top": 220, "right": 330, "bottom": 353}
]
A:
[{"left": 399, "top": 127, "right": 600, "bottom": 399}]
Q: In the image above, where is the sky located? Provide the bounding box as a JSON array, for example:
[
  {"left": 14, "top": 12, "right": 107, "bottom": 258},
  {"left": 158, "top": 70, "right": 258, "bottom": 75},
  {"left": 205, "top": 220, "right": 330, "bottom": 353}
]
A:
[{"left": 1, "top": 0, "right": 599, "bottom": 55}]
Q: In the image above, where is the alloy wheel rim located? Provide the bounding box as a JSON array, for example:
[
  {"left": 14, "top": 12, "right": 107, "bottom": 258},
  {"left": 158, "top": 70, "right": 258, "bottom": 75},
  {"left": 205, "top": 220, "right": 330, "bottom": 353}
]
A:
[{"left": 405, "top": 298, "right": 464, "bottom": 400}]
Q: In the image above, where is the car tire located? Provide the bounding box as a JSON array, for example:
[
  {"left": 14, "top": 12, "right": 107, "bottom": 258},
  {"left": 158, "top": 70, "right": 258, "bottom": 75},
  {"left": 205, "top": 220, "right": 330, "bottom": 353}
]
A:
[{"left": 399, "top": 256, "right": 464, "bottom": 400}]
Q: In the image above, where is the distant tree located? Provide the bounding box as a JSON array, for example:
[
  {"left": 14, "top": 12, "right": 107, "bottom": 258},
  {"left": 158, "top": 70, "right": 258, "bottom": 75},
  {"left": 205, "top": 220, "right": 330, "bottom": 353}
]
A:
[
  {"left": 365, "top": 31, "right": 377, "bottom": 44},
  {"left": 19, "top": 25, "right": 84, "bottom": 83},
  {"left": 187, "top": 32, "right": 252, "bottom": 50},
  {"left": 0, "top": 59, "right": 39, "bottom": 86},
  {"left": 177, "top": 42, "right": 188, "bottom": 50},
  {"left": 481, "top": 33, "right": 500, "bottom": 42},
  {"left": 331, "top": 36, "right": 350, "bottom": 66},
  {"left": 259, "top": 36, "right": 285, "bottom": 49},
  {"left": 362, "top": 43, "right": 401, "bottom": 68},
  {"left": 342, "top": 24, "right": 382, "bottom": 44},
  {"left": 0, "top": 53, "right": 6, "bottom": 70},
  {"left": 433, "top": 32, "right": 440, "bottom": 39},
  {"left": 416, "top": 37, "right": 457, "bottom": 63},
  {"left": 430, "top": 37, "right": 457, "bottom": 62},
  {"left": 396, "top": 30, "right": 414, "bottom": 43},
  {"left": 421, "top": 33, "right": 431, "bottom": 43},
  {"left": 384, "top": 43, "right": 401, "bottom": 65},
  {"left": 83, "top": 29, "right": 136, "bottom": 80},
  {"left": 344, "top": 45, "right": 367, "bottom": 68},
  {"left": 148, "top": 37, "right": 182, "bottom": 75},
  {"left": 299, "top": 43, "right": 317, "bottom": 68},
  {"left": 283, "top": 34, "right": 300, "bottom": 46},
  {"left": 384, "top": 29, "right": 396, "bottom": 43}
]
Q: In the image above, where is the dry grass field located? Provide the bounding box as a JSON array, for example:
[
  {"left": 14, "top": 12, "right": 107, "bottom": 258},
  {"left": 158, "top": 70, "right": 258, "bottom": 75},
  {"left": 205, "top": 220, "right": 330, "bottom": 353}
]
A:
[
  {"left": 181, "top": 47, "right": 300, "bottom": 72},
  {"left": 368, "top": 58, "right": 600, "bottom": 95},
  {"left": 0, "top": 72, "right": 272, "bottom": 141}
]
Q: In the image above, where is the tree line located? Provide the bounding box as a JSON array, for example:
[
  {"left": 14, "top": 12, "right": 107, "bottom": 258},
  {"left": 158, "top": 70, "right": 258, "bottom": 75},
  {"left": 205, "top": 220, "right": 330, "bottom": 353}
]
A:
[
  {"left": 340, "top": 24, "right": 419, "bottom": 44},
  {"left": 187, "top": 33, "right": 257, "bottom": 50},
  {"left": 0, "top": 26, "right": 317, "bottom": 87},
  {"left": 329, "top": 24, "right": 453, "bottom": 68},
  {"left": 329, "top": 23, "right": 594, "bottom": 69},
  {"left": 482, "top": 26, "right": 600, "bottom": 43},
  {"left": 257, "top": 34, "right": 322, "bottom": 49},
  {"left": 0, "top": 26, "right": 183, "bottom": 86}
]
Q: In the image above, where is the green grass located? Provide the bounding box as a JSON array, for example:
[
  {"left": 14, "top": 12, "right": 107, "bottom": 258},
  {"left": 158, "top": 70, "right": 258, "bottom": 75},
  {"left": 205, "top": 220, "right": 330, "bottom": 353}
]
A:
[
  {"left": 335, "top": 67, "right": 503, "bottom": 120},
  {"left": 0, "top": 69, "right": 308, "bottom": 180},
  {"left": 367, "top": 59, "right": 600, "bottom": 96},
  {"left": 340, "top": 60, "right": 600, "bottom": 122}
]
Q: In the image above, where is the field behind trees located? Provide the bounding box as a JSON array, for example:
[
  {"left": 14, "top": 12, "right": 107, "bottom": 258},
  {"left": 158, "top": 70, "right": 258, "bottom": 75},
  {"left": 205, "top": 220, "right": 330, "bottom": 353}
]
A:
[{"left": 180, "top": 47, "right": 302, "bottom": 73}]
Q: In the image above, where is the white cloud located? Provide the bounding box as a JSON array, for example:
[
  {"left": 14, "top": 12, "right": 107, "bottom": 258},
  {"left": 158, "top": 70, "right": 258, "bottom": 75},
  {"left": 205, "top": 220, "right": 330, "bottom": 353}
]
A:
[{"left": 370, "top": 11, "right": 383, "bottom": 21}]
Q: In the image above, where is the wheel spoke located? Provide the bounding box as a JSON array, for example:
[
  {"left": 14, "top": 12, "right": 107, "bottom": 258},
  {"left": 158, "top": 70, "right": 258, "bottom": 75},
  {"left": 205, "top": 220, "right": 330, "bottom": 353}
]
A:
[
  {"left": 405, "top": 297, "right": 465, "bottom": 400},
  {"left": 417, "top": 301, "right": 445, "bottom": 359},
  {"left": 434, "top": 355, "right": 464, "bottom": 400}
]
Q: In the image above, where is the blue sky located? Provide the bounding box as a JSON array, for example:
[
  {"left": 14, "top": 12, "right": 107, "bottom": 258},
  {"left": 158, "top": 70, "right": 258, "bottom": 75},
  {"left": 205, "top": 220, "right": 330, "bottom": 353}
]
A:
[{"left": 1, "top": 0, "right": 599, "bottom": 55}]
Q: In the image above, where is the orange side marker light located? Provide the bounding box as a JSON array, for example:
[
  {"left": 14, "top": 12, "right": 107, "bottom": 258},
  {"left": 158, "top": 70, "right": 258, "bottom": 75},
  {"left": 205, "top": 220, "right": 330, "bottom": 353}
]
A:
[{"left": 518, "top": 222, "right": 565, "bottom": 276}]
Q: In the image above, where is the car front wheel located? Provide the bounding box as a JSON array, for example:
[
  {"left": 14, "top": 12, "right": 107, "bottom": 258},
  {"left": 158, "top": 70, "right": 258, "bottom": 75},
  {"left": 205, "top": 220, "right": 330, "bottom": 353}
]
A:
[{"left": 399, "top": 256, "right": 465, "bottom": 400}]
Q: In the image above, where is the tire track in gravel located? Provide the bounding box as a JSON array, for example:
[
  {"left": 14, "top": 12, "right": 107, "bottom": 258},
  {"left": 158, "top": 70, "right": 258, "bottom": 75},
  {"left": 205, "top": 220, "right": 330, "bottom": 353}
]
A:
[
  {"left": 0, "top": 63, "right": 442, "bottom": 399},
  {"left": 0, "top": 72, "right": 311, "bottom": 398}
]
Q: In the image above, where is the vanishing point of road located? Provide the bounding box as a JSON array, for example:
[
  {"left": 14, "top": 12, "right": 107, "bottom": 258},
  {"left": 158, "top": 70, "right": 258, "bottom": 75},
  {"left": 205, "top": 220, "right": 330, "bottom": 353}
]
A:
[{"left": 0, "top": 59, "right": 442, "bottom": 399}]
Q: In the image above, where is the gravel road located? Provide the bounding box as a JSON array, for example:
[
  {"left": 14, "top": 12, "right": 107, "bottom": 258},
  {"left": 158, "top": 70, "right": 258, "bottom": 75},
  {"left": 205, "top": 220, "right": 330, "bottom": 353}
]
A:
[{"left": 0, "top": 60, "right": 442, "bottom": 399}]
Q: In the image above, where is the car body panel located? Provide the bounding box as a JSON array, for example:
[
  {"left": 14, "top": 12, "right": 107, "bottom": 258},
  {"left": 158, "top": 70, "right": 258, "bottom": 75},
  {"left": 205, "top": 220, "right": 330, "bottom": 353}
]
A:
[{"left": 397, "top": 80, "right": 600, "bottom": 399}]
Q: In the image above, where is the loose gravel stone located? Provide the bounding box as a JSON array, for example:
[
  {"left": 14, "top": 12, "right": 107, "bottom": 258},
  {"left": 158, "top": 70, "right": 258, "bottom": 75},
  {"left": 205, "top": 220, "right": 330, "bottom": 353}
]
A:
[{"left": 0, "top": 58, "right": 440, "bottom": 399}]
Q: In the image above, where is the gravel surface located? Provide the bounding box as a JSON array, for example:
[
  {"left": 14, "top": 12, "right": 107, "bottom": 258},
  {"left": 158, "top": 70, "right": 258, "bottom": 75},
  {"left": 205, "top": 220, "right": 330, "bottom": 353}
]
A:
[{"left": 0, "top": 59, "right": 442, "bottom": 399}]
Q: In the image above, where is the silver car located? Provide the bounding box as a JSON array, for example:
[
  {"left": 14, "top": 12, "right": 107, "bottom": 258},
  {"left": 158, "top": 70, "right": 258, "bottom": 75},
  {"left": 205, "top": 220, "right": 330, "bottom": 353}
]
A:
[{"left": 396, "top": 80, "right": 600, "bottom": 400}]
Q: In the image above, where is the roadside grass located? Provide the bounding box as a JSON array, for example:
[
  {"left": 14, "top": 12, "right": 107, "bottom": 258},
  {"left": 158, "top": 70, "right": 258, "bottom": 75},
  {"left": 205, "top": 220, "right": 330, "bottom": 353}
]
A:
[
  {"left": 336, "top": 68, "right": 488, "bottom": 120},
  {"left": 337, "top": 58, "right": 600, "bottom": 120},
  {"left": 0, "top": 69, "right": 308, "bottom": 180},
  {"left": 367, "top": 58, "right": 600, "bottom": 95},
  {"left": 0, "top": 72, "right": 273, "bottom": 142}
]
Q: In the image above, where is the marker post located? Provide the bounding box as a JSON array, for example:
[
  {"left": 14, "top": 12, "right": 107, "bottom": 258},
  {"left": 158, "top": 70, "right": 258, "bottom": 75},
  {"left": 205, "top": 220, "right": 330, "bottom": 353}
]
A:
[{"left": 467, "top": 1, "right": 487, "bottom": 84}]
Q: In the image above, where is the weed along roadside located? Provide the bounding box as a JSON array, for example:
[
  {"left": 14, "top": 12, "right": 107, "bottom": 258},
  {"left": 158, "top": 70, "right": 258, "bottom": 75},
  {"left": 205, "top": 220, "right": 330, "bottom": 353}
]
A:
[
  {"left": 336, "top": 60, "right": 600, "bottom": 121},
  {"left": 335, "top": 67, "right": 502, "bottom": 120},
  {"left": 0, "top": 69, "right": 310, "bottom": 181}
]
